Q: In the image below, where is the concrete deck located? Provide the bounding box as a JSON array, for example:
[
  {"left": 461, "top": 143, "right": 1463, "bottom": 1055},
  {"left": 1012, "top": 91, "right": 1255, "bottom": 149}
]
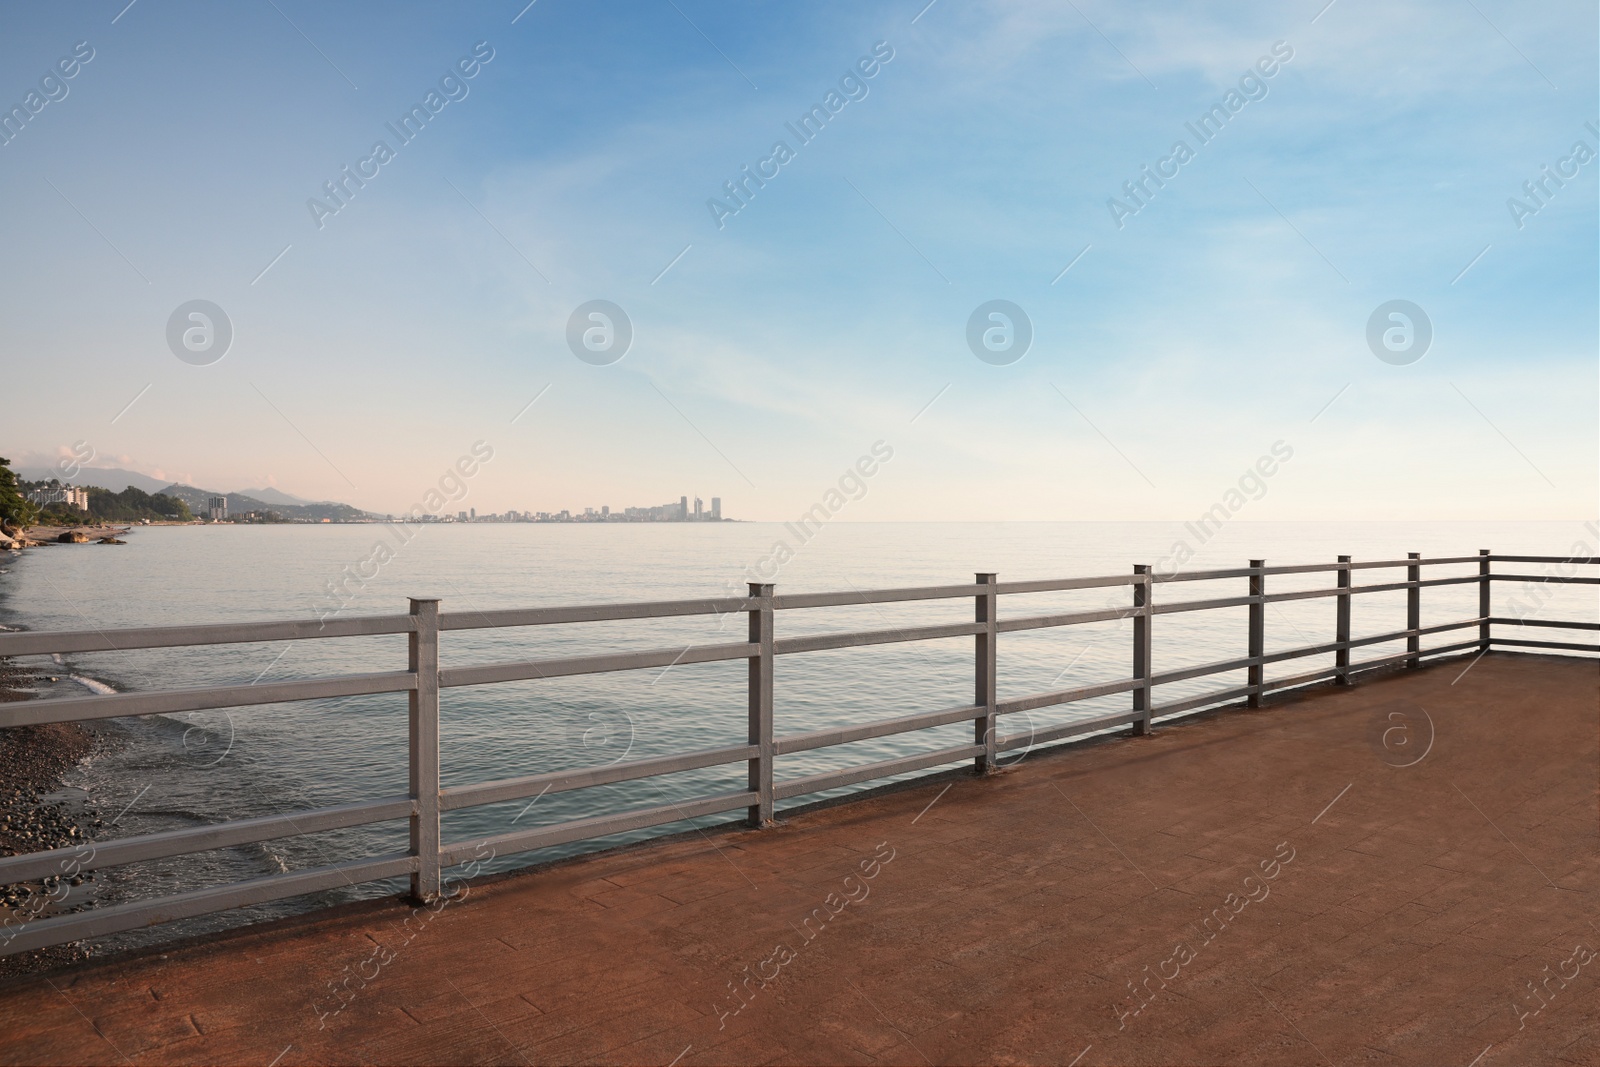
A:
[{"left": 1, "top": 653, "right": 1595, "bottom": 1066}]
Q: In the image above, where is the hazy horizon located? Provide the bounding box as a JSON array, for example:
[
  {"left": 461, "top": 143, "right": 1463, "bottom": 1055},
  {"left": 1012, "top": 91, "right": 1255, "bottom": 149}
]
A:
[{"left": 3, "top": 0, "right": 1594, "bottom": 522}]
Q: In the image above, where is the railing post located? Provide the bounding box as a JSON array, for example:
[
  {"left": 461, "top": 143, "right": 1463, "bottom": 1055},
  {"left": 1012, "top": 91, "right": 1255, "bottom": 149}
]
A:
[
  {"left": 974, "top": 572, "right": 998, "bottom": 773},
  {"left": 1132, "top": 565, "right": 1152, "bottom": 735},
  {"left": 1335, "top": 555, "right": 1352, "bottom": 685},
  {"left": 1247, "top": 560, "right": 1265, "bottom": 707},
  {"left": 1478, "top": 548, "right": 1492, "bottom": 653},
  {"left": 747, "top": 583, "right": 774, "bottom": 826},
  {"left": 408, "top": 597, "right": 441, "bottom": 904},
  {"left": 1406, "top": 551, "right": 1421, "bottom": 668}
]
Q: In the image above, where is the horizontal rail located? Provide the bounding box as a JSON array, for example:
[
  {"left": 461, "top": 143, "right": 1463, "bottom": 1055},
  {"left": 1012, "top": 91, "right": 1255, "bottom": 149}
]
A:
[
  {"left": 437, "top": 791, "right": 755, "bottom": 866},
  {"left": 440, "top": 642, "right": 755, "bottom": 688},
  {"left": 1150, "top": 639, "right": 1483, "bottom": 718},
  {"left": 997, "top": 677, "right": 1140, "bottom": 716},
  {"left": 995, "top": 575, "right": 1142, "bottom": 594},
  {"left": 772, "top": 583, "right": 981, "bottom": 610},
  {"left": 1492, "top": 638, "right": 1600, "bottom": 653},
  {"left": 440, "top": 744, "right": 757, "bottom": 812},
  {"left": 0, "top": 796, "right": 413, "bottom": 884},
  {"left": 1265, "top": 575, "right": 1479, "bottom": 604},
  {"left": 1154, "top": 577, "right": 1480, "bottom": 616},
  {"left": 1152, "top": 681, "right": 1258, "bottom": 719},
  {"left": 1348, "top": 555, "right": 1485, "bottom": 569},
  {"left": 0, "top": 670, "right": 417, "bottom": 728},
  {"left": 0, "top": 613, "right": 415, "bottom": 657},
  {"left": 1320, "top": 639, "right": 1482, "bottom": 681},
  {"left": 772, "top": 744, "right": 984, "bottom": 801},
  {"left": 774, "top": 704, "right": 981, "bottom": 756},
  {"left": 1156, "top": 555, "right": 1487, "bottom": 582},
  {"left": 1490, "top": 574, "right": 1600, "bottom": 585},
  {"left": 1149, "top": 619, "right": 1482, "bottom": 687},
  {"left": 997, "top": 606, "right": 1136, "bottom": 634},
  {"left": 775, "top": 621, "right": 980, "bottom": 656},
  {"left": 1158, "top": 662, "right": 1371, "bottom": 719},
  {"left": 1488, "top": 555, "right": 1600, "bottom": 564},
  {"left": 1152, "top": 594, "right": 1255, "bottom": 615},
  {"left": 440, "top": 597, "right": 756, "bottom": 630},
  {"left": 1, "top": 852, "right": 416, "bottom": 956},
  {"left": 996, "top": 709, "right": 1145, "bottom": 751},
  {"left": 1156, "top": 567, "right": 1262, "bottom": 583},
  {"left": 1489, "top": 617, "right": 1600, "bottom": 631},
  {"left": 1152, "top": 653, "right": 1261, "bottom": 687}
]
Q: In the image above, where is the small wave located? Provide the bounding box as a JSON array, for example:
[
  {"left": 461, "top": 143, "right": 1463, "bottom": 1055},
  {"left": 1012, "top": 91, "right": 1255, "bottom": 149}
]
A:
[
  {"left": 132, "top": 808, "right": 213, "bottom": 826},
  {"left": 71, "top": 675, "right": 117, "bottom": 696}
]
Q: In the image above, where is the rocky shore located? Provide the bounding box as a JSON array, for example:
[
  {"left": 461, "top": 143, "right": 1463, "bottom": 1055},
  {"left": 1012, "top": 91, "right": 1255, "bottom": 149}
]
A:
[
  {"left": 0, "top": 524, "right": 130, "bottom": 548},
  {"left": 0, "top": 657, "right": 104, "bottom": 977}
]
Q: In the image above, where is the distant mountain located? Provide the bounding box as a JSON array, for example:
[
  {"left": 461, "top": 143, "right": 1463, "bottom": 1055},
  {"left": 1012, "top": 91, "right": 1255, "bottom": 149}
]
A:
[
  {"left": 237, "top": 487, "right": 312, "bottom": 506},
  {"left": 159, "top": 484, "right": 373, "bottom": 522},
  {"left": 17, "top": 465, "right": 172, "bottom": 495}
]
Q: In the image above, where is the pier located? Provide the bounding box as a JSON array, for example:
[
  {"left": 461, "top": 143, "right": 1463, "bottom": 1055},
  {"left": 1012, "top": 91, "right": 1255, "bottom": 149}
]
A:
[{"left": 0, "top": 552, "right": 1595, "bottom": 1063}]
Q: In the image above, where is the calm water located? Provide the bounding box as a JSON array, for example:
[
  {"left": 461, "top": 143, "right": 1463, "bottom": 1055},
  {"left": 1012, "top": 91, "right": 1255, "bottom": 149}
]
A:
[{"left": 0, "top": 520, "right": 1592, "bottom": 952}]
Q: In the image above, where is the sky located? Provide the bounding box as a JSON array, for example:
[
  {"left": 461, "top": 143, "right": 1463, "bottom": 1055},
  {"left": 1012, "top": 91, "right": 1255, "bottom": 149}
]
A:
[{"left": 1, "top": 0, "right": 1594, "bottom": 522}]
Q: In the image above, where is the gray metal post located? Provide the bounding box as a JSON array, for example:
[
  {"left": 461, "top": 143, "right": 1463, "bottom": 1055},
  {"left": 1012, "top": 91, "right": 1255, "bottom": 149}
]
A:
[
  {"left": 747, "top": 583, "right": 774, "bottom": 826},
  {"left": 1247, "top": 560, "right": 1265, "bottom": 707},
  {"left": 1335, "top": 555, "right": 1352, "bottom": 685},
  {"left": 1132, "top": 565, "right": 1152, "bottom": 735},
  {"left": 1478, "top": 549, "right": 1492, "bottom": 653},
  {"left": 408, "top": 597, "right": 441, "bottom": 903},
  {"left": 974, "top": 573, "right": 998, "bottom": 773},
  {"left": 1406, "top": 552, "right": 1421, "bottom": 668}
]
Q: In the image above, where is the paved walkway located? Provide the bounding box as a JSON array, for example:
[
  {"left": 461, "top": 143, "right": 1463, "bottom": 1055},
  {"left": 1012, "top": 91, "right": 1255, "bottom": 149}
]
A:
[{"left": 1, "top": 653, "right": 1596, "bottom": 1066}]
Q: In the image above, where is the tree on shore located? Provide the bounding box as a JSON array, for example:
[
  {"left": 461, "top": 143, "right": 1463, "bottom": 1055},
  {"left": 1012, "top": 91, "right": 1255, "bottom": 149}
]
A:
[
  {"left": 84, "top": 486, "right": 193, "bottom": 522},
  {"left": 0, "top": 457, "right": 38, "bottom": 530}
]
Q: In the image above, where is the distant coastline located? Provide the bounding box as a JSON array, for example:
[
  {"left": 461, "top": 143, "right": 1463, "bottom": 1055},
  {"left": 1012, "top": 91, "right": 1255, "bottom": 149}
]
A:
[{"left": 15, "top": 468, "right": 737, "bottom": 527}]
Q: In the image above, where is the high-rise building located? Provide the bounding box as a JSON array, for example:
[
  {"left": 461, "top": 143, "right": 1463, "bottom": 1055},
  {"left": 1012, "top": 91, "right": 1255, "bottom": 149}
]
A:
[
  {"left": 680, "top": 496, "right": 688, "bottom": 520},
  {"left": 207, "top": 495, "right": 228, "bottom": 522},
  {"left": 601, "top": 505, "right": 610, "bottom": 517},
  {"left": 25, "top": 485, "right": 90, "bottom": 510},
  {"left": 693, "top": 496, "right": 703, "bottom": 520},
  {"left": 711, "top": 497, "right": 721, "bottom": 521}
]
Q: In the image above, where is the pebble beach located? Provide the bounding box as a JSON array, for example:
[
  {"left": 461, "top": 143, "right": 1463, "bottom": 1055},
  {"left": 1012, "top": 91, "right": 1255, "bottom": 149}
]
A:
[{"left": 0, "top": 613, "right": 107, "bottom": 977}]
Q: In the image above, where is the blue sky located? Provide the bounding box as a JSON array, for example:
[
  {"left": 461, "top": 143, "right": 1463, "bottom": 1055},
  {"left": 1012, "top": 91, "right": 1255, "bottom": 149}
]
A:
[{"left": 1, "top": 0, "right": 1594, "bottom": 520}]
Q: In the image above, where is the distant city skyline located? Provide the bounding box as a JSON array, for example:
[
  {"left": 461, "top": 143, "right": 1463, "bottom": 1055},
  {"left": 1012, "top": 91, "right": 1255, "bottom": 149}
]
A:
[
  {"left": 0, "top": 1, "right": 1592, "bottom": 521},
  {"left": 434, "top": 493, "right": 729, "bottom": 523}
]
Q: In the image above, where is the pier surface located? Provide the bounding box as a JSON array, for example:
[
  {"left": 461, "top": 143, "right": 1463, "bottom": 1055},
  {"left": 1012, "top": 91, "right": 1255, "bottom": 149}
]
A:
[{"left": 1, "top": 653, "right": 1595, "bottom": 1066}]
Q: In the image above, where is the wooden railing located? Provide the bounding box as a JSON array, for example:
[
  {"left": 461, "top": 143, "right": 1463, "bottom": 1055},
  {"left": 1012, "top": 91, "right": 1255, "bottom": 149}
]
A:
[{"left": 0, "top": 550, "right": 1594, "bottom": 956}]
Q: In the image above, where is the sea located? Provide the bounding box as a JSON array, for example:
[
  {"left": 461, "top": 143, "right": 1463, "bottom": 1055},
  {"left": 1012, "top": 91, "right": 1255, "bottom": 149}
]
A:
[{"left": 0, "top": 520, "right": 1593, "bottom": 955}]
